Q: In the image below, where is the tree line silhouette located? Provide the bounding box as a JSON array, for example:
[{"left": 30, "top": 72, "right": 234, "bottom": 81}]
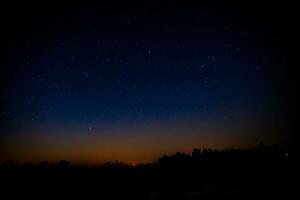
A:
[
  {"left": 0, "top": 142, "right": 290, "bottom": 169},
  {"left": 0, "top": 143, "right": 292, "bottom": 199}
]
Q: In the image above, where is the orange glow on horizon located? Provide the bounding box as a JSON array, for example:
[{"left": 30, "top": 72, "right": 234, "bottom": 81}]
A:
[{"left": 0, "top": 115, "right": 287, "bottom": 165}]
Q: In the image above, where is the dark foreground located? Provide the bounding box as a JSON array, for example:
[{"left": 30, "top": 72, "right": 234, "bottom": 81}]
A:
[{"left": 0, "top": 146, "right": 293, "bottom": 199}]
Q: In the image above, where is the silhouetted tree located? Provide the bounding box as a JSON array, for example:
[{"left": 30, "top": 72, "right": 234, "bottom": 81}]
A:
[
  {"left": 39, "top": 161, "right": 48, "bottom": 169},
  {"left": 58, "top": 160, "right": 69, "bottom": 169},
  {"left": 192, "top": 148, "right": 201, "bottom": 159},
  {"left": 158, "top": 154, "right": 169, "bottom": 166},
  {"left": 1, "top": 160, "right": 15, "bottom": 170},
  {"left": 259, "top": 142, "right": 265, "bottom": 149}
]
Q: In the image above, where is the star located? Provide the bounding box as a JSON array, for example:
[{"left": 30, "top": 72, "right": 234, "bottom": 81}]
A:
[
  {"left": 200, "top": 64, "right": 207, "bottom": 68},
  {"left": 224, "top": 26, "right": 230, "bottom": 31}
]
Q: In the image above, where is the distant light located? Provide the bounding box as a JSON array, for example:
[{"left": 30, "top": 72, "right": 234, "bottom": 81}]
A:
[{"left": 286, "top": 153, "right": 288, "bottom": 158}]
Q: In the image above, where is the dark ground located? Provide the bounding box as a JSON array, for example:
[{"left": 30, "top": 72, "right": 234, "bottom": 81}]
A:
[{"left": 0, "top": 145, "right": 294, "bottom": 199}]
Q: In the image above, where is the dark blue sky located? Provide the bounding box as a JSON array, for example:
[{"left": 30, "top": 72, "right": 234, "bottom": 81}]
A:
[{"left": 0, "top": 1, "right": 294, "bottom": 163}]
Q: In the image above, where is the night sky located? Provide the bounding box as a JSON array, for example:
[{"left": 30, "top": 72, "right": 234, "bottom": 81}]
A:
[{"left": 0, "top": 1, "right": 295, "bottom": 164}]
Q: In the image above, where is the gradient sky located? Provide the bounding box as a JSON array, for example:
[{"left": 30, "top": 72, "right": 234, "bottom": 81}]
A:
[{"left": 0, "top": 1, "right": 294, "bottom": 164}]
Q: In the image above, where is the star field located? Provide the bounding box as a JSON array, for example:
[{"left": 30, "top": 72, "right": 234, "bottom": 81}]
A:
[{"left": 0, "top": 1, "right": 294, "bottom": 164}]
